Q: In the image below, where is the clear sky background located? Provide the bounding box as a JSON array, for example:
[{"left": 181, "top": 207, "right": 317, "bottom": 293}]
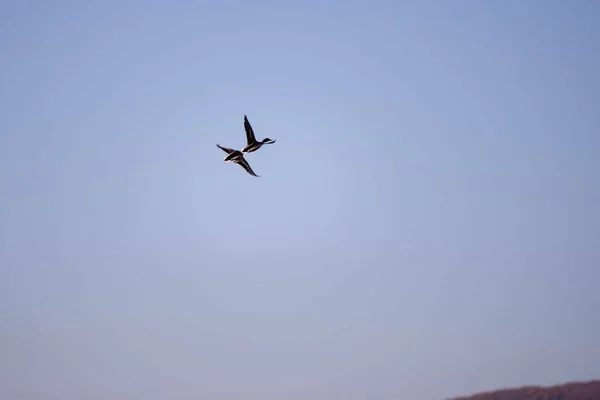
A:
[{"left": 1, "top": 1, "right": 599, "bottom": 399}]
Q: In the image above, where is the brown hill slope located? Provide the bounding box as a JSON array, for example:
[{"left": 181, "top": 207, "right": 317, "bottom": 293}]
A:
[{"left": 452, "top": 380, "right": 600, "bottom": 400}]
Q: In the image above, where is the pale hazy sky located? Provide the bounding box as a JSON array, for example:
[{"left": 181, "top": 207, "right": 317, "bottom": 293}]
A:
[{"left": 1, "top": 1, "right": 599, "bottom": 399}]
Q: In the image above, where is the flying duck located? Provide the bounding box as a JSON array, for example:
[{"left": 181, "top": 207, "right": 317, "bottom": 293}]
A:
[
  {"left": 241, "top": 115, "right": 276, "bottom": 154},
  {"left": 216, "top": 144, "right": 260, "bottom": 177}
]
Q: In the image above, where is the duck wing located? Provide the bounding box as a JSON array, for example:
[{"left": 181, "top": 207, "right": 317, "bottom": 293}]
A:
[
  {"left": 235, "top": 156, "right": 260, "bottom": 177},
  {"left": 243, "top": 115, "right": 256, "bottom": 145},
  {"left": 216, "top": 144, "right": 235, "bottom": 154}
]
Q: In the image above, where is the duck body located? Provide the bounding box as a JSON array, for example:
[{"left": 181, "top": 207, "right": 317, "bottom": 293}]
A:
[
  {"left": 241, "top": 115, "right": 276, "bottom": 154},
  {"left": 216, "top": 144, "right": 260, "bottom": 177}
]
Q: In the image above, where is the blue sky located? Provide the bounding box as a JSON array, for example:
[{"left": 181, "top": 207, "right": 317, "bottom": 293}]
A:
[{"left": 1, "top": 1, "right": 599, "bottom": 399}]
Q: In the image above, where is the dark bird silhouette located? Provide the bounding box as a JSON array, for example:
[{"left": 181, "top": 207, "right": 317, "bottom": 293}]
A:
[
  {"left": 241, "top": 115, "right": 276, "bottom": 154},
  {"left": 216, "top": 144, "right": 260, "bottom": 177}
]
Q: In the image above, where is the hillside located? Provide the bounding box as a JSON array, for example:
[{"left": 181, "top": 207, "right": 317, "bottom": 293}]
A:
[{"left": 451, "top": 380, "right": 600, "bottom": 400}]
